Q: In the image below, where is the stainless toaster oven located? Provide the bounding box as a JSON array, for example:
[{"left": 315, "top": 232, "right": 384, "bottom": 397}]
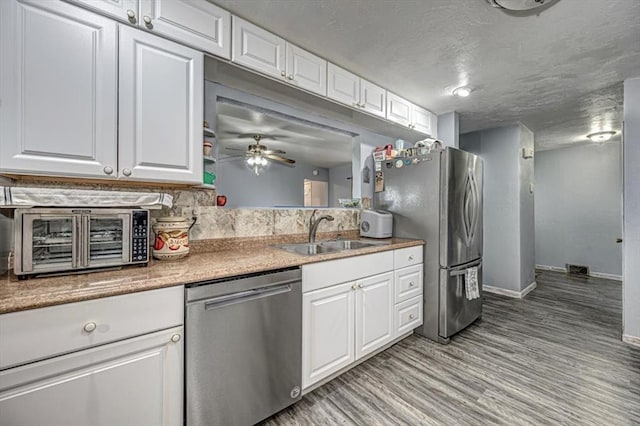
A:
[{"left": 14, "top": 208, "right": 149, "bottom": 277}]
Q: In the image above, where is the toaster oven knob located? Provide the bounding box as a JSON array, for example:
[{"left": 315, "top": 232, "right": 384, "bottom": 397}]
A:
[
  {"left": 361, "top": 221, "right": 370, "bottom": 232},
  {"left": 83, "top": 322, "right": 97, "bottom": 333}
]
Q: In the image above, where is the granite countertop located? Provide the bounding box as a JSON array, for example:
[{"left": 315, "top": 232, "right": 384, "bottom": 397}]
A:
[{"left": 0, "top": 237, "right": 424, "bottom": 314}]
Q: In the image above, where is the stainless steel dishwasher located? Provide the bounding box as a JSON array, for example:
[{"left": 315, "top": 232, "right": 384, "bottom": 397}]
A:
[{"left": 185, "top": 267, "right": 302, "bottom": 426}]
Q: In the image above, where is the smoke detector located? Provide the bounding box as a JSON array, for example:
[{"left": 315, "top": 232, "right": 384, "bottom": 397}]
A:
[{"left": 487, "top": 0, "right": 551, "bottom": 11}]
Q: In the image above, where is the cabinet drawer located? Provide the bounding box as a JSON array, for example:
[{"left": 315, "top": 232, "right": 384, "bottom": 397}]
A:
[
  {"left": 302, "top": 251, "right": 394, "bottom": 293},
  {"left": 395, "top": 295, "right": 423, "bottom": 337},
  {"left": 0, "top": 286, "right": 183, "bottom": 370},
  {"left": 394, "top": 264, "right": 423, "bottom": 304},
  {"left": 394, "top": 246, "right": 423, "bottom": 269}
]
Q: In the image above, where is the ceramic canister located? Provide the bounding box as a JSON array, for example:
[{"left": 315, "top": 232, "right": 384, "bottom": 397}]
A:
[{"left": 152, "top": 216, "right": 190, "bottom": 260}]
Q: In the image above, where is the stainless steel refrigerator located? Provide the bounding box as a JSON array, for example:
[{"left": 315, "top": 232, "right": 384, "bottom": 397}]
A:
[{"left": 374, "top": 147, "right": 483, "bottom": 343}]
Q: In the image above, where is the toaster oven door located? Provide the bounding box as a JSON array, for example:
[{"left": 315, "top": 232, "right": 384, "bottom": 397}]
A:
[
  {"left": 85, "top": 213, "right": 131, "bottom": 268},
  {"left": 20, "top": 214, "right": 80, "bottom": 274}
]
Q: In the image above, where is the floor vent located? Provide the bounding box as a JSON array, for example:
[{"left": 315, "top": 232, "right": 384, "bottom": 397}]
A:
[{"left": 566, "top": 264, "right": 590, "bottom": 276}]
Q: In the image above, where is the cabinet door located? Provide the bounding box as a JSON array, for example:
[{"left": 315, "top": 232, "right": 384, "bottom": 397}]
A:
[
  {"left": 412, "top": 105, "right": 435, "bottom": 136},
  {"left": 285, "top": 43, "right": 327, "bottom": 96},
  {"left": 302, "top": 281, "right": 355, "bottom": 389},
  {"left": 118, "top": 26, "right": 203, "bottom": 184},
  {"left": 140, "top": 0, "right": 231, "bottom": 59},
  {"left": 0, "top": 326, "right": 183, "bottom": 426},
  {"left": 0, "top": 0, "right": 118, "bottom": 179},
  {"left": 360, "top": 79, "right": 386, "bottom": 118},
  {"left": 355, "top": 272, "right": 394, "bottom": 360},
  {"left": 67, "top": 0, "right": 139, "bottom": 24},
  {"left": 327, "top": 63, "right": 360, "bottom": 107},
  {"left": 386, "top": 92, "right": 412, "bottom": 127},
  {"left": 232, "top": 16, "right": 286, "bottom": 78}
]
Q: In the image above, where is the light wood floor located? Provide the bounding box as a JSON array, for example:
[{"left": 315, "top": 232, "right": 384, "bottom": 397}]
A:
[{"left": 263, "top": 271, "right": 640, "bottom": 425}]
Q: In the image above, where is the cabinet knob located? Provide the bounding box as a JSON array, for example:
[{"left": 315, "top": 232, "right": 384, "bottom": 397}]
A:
[
  {"left": 288, "top": 74, "right": 294, "bottom": 80},
  {"left": 408, "top": 255, "right": 414, "bottom": 261},
  {"left": 83, "top": 322, "right": 97, "bottom": 333},
  {"left": 409, "top": 281, "right": 414, "bottom": 287},
  {"left": 359, "top": 103, "right": 365, "bottom": 108},
  {"left": 281, "top": 70, "right": 286, "bottom": 77},
  {"left": 351, "top": 283, "right": 357, "bottom": 290},
  {"left": 126, "top": 9, "right": 137, "bottom": 24},
  {"left": 103, "top": 166, "right": 114, "bottom": 175},
  {"left": 122, "top": 168, "right": 132, "bottom": 177},
  {"left": 171, "top": 333, "right": 181, "bottom": 343},
  {"left": 143, "top": 15, "right": 153, "bottom": 29},
  {"left": 358, "top": 282, "right": 363, "bottom": 288},
  {"left": 409, "top": 314, "right": 415, "bottom": 320}
]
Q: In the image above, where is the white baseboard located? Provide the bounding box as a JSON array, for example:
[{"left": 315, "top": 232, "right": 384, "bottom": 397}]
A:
[
  {"left": 623, "top": 334, "right": 640, "bottom": 348},
  {"left": 484, "top": 281, "right": 537, "bottom": 299},
  {"left": 536, "top": 264, "right": 567, "bottom": 273},
  {"left": 590, "top": 272, "right": 623, "bottom": 281},
  {"left": 536, "top": 264, "right": 623, "bottom": 282}
]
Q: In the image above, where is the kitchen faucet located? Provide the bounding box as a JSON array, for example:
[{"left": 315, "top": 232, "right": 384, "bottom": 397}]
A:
[{"left": 308, "top": 209, "right": 334, "bottom": 243}]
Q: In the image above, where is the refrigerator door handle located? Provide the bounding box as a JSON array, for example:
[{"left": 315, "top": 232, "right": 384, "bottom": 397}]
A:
[{"left": 467, "top": 169, "right": 480, "bottom": 245}]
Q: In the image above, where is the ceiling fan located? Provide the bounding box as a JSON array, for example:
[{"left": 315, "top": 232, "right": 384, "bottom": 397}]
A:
[{"left": 225, "top": 134, "right": 295, "bottom": 165}]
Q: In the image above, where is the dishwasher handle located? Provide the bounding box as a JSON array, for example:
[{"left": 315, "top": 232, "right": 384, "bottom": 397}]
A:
[{"left": 204, "top": 280, "right": 297, "bottom": 310}]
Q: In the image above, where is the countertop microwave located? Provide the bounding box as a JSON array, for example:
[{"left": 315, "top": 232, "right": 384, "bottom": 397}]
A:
[{"left": 14, "top": 208, "right": 149, "bottom": 278}]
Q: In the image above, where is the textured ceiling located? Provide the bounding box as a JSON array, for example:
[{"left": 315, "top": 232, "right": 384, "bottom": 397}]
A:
[{"left": 211, "top": 0, "right": 640, "bottom": 150}]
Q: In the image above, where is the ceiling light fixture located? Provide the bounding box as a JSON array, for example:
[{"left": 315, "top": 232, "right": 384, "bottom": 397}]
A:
[
  {"left": 587, "top": 131, "right": 616, "bottom": 142},
  {"left": 487, "top": 0, "right": 551, "bottom": 11},
  {"left": 452, "top": 86, "right": 473, "bottom": 97}
]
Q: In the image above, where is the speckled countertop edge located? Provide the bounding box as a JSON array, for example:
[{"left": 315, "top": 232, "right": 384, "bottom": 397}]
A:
[{"left": 0, "top": 238, "right": 424, "bottom": 314}]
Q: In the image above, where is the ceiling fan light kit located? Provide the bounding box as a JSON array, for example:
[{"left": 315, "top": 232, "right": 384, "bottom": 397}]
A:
[{"left": 487, "top": 0, "right": 551, "bottom": 11}]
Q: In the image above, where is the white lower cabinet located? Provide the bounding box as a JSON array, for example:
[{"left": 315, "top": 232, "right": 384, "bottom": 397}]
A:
[
  {"left": 0, "top": 286, "right": 184, "bottom": 426},
  {"left": 302, "top": 248, "right": 424, "bottom": 389},
  {"left": 355, "top": 272, "right": 394, "bottom": 359},
  {"left": 0, "top": 326, "right": 183, "bottom": 426},
  {"left": 302, "top": 281, "right": 355, "bottom": 389}
]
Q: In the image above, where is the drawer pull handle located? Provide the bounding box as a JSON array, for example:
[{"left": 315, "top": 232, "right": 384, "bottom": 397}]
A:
[
  {"left": 408, "top": 255, "right": 414, "bottom": 261},
  {"left": 409, "top": 314, "right": 415, "bottom": 320},
  {"left": 409, "top": 281, "right": 414, "bottom": 287},
  {"left": 171, "top": 334, "right": 181, "bottom": 343},
  {"left": 83, "top": 322, "right": 97, "bottom": 333}
]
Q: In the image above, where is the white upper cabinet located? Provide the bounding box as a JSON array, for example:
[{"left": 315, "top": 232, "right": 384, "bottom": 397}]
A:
[
  {"left": 118, "top": 26, "right": 203, "bottom": 184},
  {"left": 328, "top": 63, "right": 387, "bottom": 117},
  {"left": 285, "top": 43, "right": 327, "bottom": 96},
  {"left": 359, "top": 79, "right": 386, "bottom": 118},
  {"left": 0, "top": 0, "right": 118, "bottom": 179},
  {"left": 140, "top": 0, "right": 231, "bottom": 59},
  {"left": 67, "top": 0, "right": 140, "bottom": 23},
  {"left": 387, "top": 92, "right": 437, "bottom": 136},
  {"left": 327, "top": 63, "right": 360, "bottom": 107},
  {"left": 386, "top": 92, "right": 413, "bottom": 127},
  {"left": 232, "top": 16, "right": 286, "bottom": 79},
  {"left": 412, "top": 104, "right": 436, "bottom": 136},
  {"left": 355, "top": 272, "right": 394, "bottom": 359}
]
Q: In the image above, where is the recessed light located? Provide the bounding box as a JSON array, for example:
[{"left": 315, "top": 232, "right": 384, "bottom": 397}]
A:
[
  {"left": 587, "top": 131, "right": 616, "bottom": 142},
  {"left": 452, "top": 86, "right": 473, "bottom": 97}
]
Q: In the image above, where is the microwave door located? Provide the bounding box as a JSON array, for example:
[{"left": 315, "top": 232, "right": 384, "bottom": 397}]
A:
[
  {"left": 21, "top": 214, "right": 80, "bottom": 274},
  {"left": 86, "top": 213, "right": 130, "bottom": 268}
]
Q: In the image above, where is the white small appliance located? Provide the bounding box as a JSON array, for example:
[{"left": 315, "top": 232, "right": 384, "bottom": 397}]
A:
[{"left": 360, "top": 209, "right": 393, "bottom": 238}]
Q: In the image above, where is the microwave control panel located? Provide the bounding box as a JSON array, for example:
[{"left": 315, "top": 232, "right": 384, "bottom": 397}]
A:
[{"left": 132, "top": 210, "right": 149, "bottom": 263}]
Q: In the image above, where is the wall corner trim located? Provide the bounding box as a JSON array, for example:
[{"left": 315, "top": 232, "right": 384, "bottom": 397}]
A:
[
  {"left": 622, "top": 334, "right": 640, "bottom": 348},
  {"left": 483, "top": 281, "right": 537, "bottom": 299}
]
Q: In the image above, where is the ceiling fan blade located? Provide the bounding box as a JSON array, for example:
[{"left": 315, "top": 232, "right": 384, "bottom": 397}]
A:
[
  {"left": 265, "top": 154, "right": 295, "bottom": 165},
  {"left": 224, "top": 147, "right": 248, "bottom": 152},
  {"left": 263, "top": 149, "right": 286, "bottom": 155}
]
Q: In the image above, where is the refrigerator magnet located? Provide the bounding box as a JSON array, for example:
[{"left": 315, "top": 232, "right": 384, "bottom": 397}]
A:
[{"left": 374, "top": 171, "right": 385, "bottom": 192}]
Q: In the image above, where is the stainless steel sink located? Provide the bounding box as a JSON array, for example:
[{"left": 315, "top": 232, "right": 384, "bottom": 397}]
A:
[
  {"left": 276, "top": 240, "right": 385, "bottom": 255},
  {"left": 320, "top": 240, "right": 383, "bottom": 250},
  {"left": 276, "top": 243, "right": 341, "bottom": 256}
]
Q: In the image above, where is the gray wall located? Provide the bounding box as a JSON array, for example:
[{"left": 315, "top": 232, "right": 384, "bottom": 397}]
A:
[
  {"left": 328, "top": 164, "right": 352, "bottom": 207},
  {"left": 535, "top": 142, "right": 623, "bottom": 276},
  {"left": 460, "top": 124, "right": 536, "bottom": 293},
  {"left": 437, "top": 112, "right": 459, "bottom": 148},
  {"left": 624, "top": 77, "right": 640, "bottom": 340},
  {"left": 216, "top": 156, "right": 329, "bottom": 208}
]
